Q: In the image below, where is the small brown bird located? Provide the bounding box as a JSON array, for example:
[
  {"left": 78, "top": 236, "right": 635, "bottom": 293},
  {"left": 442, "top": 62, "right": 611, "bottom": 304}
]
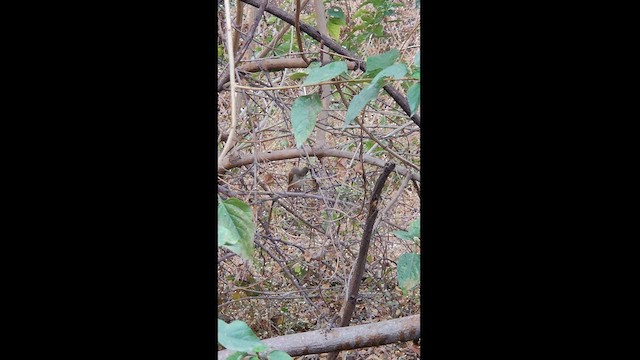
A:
[{"left": 287, "top": 166, "right": 309, "bottom": 191}]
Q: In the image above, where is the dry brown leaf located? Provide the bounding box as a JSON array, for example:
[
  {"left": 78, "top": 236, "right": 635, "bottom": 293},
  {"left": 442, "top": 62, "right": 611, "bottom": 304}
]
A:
[
  {"left": 409, "top": 340, "right": 421, "bottom": 357},
  {"left": 260, "top": 173, "right": 274, "bottom": 185},
  {"left": 353, "top": 162, "right": 364, "bottom": 174}
]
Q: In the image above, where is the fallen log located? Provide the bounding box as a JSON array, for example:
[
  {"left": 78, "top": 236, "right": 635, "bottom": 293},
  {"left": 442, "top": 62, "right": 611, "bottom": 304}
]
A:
[{"left": 217, "top": 314, "right": 420, "bottom": 359}]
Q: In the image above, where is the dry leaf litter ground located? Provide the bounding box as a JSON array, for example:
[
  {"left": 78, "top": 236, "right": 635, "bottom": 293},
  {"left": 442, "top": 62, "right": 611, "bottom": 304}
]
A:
[{"left": 218, "top": 0, "right": 420, "bottom": 358}]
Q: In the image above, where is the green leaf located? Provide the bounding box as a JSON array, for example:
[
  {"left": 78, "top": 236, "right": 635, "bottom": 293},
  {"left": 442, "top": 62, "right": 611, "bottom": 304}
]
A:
[
  {"left": 353, "top": 9, "right": 367, "bottom": 18},
  {"left": 221, "top": 232, "right": 255, "bottom": 263},
  {"left": 268, "top": 350, "right": 293, "bottom": 360},
  {"left": 392, "top": 218, "right": 420, "bottom": 242},
  {"left": 397, "top": 253, "right": 420, "bottom": 293},
  {"left": 327, "top": 18, "right": 342, "bottom": 40},
  {"left": 370, "top": 63, "right": 407, "bottom": 88},
  {"left": 217, "top": 46, "right": 224, "bottom": 58},
  {"left": 218, "top": 198, "right": 255, "bottom": 262},
  {"left": 363, "top": 139, "right": 375, "bottom": 152},
  {"left": 407, "top": 83, "right": 420, "bottom": 116},
  {"left": 413, "top": 50, "right": 420, "bottom": 68},
  {"left": 218, "top": 320, "right": 268, "bottom": 354},
  {"left": 373, "top": 24, "right": 384, "bottom": 37},
  {"left": 327, "top": 7, "right": 346, "bottom": 24},
  {"left": 292, "top": 262, "right": 306, "bottom": 278},
  {"left": 307, "top": 61, "right": 321, "bottom": 70},
  {"left": 218, "top": 198, "right": 254, "bottom": 246},
  {"left": 291, "top": 94, "right": 322, "bottom": 147},
  {"left": 344, "top": 85, "right": 381, "bottom": 127},
  {"left": 288, "top": 72, "right": 308, "bottom": 80},
  {"left": 227, "top": 352, "right": 247, "bottom": 360},
  {"left": 364, "top": 49, "right": 399, "bottom": 77},
  {"left": 275, "top": 42, "right": 290, "bottom": 55},
  {"left": 302, "top": 61, "right": 348, "bottom": 86},
  {"left": 352, "top": 24, "right": 367, "bottom": 32}
]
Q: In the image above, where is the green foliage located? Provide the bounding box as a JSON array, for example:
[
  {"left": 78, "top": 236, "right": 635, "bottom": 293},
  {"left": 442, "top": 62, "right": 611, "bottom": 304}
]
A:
[
  {"left": 291, "top": 262, "right": 307, "bottom": 278},
  {"left": 226, "top": 352, "right": 247, "bottom": 360},
  {"left": 274, "top": 32, "right": 293, "bottom": 56},
  {"left": 289, "top": 46, "right": 417, "bottom": 133},
  {"left": 364, "top": 49, "right": 399, "bottom": 78},
  {"left": 218, "top": 319, "right": 268, "bottom": 354},
  {"left": 218, "top": 198, "right": 255, "bottom": 263},
  {"left": 343, "top": 0, "right": 402, "bottom": 50},
  {"left": 344, "top": 50, "right": 409, "bottom": 127},
  {"left": 291, "top": 93, "right": 323, "bottom": 147},
  {"left": 327, "top": 6, "right": 346, "bottom": 40},
  {"left": 288, "top": 71, "right": 308, "bottom": 81},
  {"left": 392, "top": 218, "right": 420, "bottom": 243},
  {"left": 327, "top": 20, "right": 342, "bottom": 40},
  {"left": 370, "top": 63, "right": 407, "bottom": 88},
  {"left": 344, "top": 84, "right": 381, "bottom": 127},
  {"left": 268, "top": 350, "right": 294, "bottom": 360},
  {"left": 406, "top": 50, "right": 421, "bottom": 114},
  {"left": 218, "top": 319, "right": 293, "bottom": 360},
  {"left": 363, "top": 139, "right": 375, "bottom": 152},
  {"left": 407, "top": 83, "right": 420, "bottom": 116},
  {"left": 397, "top": 253, "right": 420, "bottom": 294},
  {"left": 393, "top": 218, "right": 420, "bottom": 294},
  {"left": 327, "top": 7, "right": 345, "bottom": 23},
  {"left": 302, "top": 61, "right": 348, "bottom": 86}
]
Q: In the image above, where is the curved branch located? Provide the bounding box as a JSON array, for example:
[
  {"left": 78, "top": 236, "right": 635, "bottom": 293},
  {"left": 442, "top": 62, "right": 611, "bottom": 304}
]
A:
[
  {"left": 231, "top": 0, "right": 420, "bottom": 127},
  {"left": 217, "top": 146, "right": 420, "bottom": 182}
]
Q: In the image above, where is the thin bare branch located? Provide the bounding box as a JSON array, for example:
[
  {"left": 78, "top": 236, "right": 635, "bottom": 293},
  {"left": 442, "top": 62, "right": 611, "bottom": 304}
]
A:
[
  {"left": 219, "top": 0, "right": 240, "bottom": 165},
  {"left": 218, "top": 146, "right": 420, "bottom": 182}
]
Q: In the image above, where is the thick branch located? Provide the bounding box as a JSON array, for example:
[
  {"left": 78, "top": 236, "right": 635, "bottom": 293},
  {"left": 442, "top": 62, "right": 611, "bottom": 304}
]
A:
[
  {"left": 218, "top": 146, "right": 420, "bottom": 182},
  {"left": 217, "top": 314, "right": 420, "bottom": 359},
  {"left": 328, "top": 163, "right": 396, "bottom": 360},
  {"left": 239, "top": 58, "right": 357, "bottom": 73},
  {"left": 233, "top": 0, "right": 420, "bottom": 127}
]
